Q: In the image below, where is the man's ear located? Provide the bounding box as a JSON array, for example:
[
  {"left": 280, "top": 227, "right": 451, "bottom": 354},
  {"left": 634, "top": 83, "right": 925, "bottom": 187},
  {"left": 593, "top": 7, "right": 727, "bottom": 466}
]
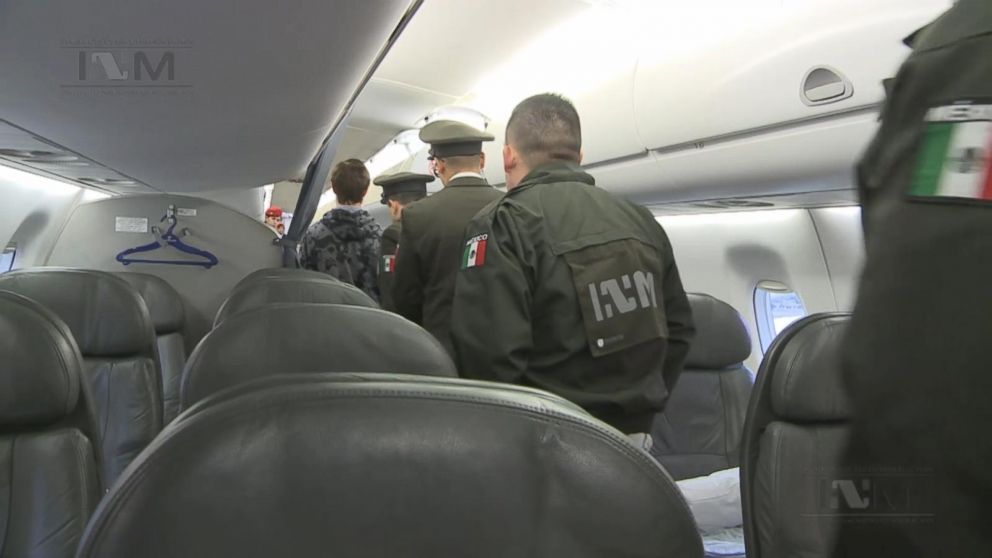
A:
[
  {"left": 502, "top": 144, "right": 515, "bottom": 174},
  {"left": 577, "top": 149, "right": 584, "bottom": 165},
  {"left": 479, "top": 151, "right": 486, "bottom": 171}
]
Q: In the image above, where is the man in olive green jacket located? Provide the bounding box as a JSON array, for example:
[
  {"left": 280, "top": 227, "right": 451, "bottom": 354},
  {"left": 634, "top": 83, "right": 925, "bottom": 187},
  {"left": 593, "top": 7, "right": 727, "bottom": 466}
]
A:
[
  {"left": 451, "top": 93, "right": 694, "bottom": 435},
  {"left": 835, "top": 2, "right": 992, "bottom": 555},
  {"left": 374, "top": 172, "right": 431, "bottom": 312},
  {"left": 393, "top": 121, "right": 503, "bottom": 355}
]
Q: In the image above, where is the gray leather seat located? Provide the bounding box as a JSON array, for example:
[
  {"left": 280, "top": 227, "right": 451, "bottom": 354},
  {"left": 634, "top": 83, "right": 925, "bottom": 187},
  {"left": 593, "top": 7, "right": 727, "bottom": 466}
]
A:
[
  {"left": 181, "top": 303, "right": 458, "bottom": 410},
  {"left": 741, "top": 313, "right": 851, "bottom": 558},
  {"left": 214, "top": 276, "right": 377, "bottom": 326},
  {"left": 116, "top": 272, "right": 187, "bottom": 424},
  {"left": 78, "top": 373, "right": 703, "bottom": 558},
  {"left": 651, "top": 293, "right": 754, "bottom": 480},
  {"left": 232, "top": 267, "right": 346, "bottom": 290},
  {"left": 0, "top": 268, "right": 162, "bottom": 485},
  {"left": 0, "top": 291, "right": 101, "bottom": 557}
]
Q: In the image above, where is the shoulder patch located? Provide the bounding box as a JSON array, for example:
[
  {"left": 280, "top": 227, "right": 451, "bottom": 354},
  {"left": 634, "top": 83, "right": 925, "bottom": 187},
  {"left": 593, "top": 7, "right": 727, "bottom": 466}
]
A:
[
  {"left": 381, "top": 254, "right": 395, "bottom": 273},
  {"left": 910, "top": 101, "right": 992, "bottom": 203},
  {"left": 462, "top": 234, "right": 488, "bottom": 269}
]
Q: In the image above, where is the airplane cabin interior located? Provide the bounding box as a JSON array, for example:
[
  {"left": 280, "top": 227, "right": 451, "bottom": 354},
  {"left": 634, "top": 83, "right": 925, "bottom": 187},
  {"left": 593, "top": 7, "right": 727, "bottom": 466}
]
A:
[{"left": 0, "top": 0, "right": 978, "bottom": 556}]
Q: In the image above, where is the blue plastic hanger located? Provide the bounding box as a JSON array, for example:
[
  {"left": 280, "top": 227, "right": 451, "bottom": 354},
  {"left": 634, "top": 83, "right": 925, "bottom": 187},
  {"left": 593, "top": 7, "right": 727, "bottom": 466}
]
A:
[{"left": 115, "top": 206, "right": 219, "bottom": 269}]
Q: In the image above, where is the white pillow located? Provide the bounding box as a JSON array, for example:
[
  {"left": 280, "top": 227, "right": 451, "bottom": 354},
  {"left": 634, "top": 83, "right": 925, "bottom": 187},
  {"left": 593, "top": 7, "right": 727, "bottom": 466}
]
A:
[{"left": 676, "top": 467, "right": 743, "bottom": 533}]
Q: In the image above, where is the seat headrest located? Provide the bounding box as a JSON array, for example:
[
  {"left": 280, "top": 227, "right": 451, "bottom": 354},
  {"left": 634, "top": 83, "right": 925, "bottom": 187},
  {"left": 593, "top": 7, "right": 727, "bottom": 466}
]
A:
[
  {"left": 116, "top": 273, "right": 185, "bottom": 334},
  {"left": 685, "top": 293, "right": 751, "bottom": 369},
  {"left": 0, "top": 291, "right": 82, "bottom": 425},
  {"left": 0, "top": 268, "right": 155, "bottom": 357},
  {"left": 79, "top": 374, "right": 703, "bottom": 557},
  {"left": 214, "top": 276, "right": 376, "bottom": 326},
  {"left": 183, "top": 304, "right": 458, "bottom": 409},
  {"left": 233, "top": 267, "right": 344, "bottom": 291},
  {"left": 767, "top": 313, "right": 852, "bottom": 422}
]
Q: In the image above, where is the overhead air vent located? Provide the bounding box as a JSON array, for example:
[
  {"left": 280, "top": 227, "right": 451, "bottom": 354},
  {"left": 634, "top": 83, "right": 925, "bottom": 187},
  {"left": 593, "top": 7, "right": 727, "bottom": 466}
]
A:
[
  {"left": 801, "top": 66, "right": 853, "bottom": 106},
  {"left": 691, "top": 199, "right": 775, "bottom": 209},
  {"left": 0, "top": 149, "right": 63, "bottom": 159},
  {"left": 79, "top": 178, "right": 138, "bottom": 186},
  {"left": 23, "top": 154, "right": 84, "bottom": 164}
]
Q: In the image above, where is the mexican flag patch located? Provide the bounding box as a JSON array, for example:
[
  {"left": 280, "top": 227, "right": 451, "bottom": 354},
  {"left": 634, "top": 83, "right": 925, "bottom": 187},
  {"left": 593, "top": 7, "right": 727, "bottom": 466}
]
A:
[
  {"left": 910, "top": 102, "right": 992, "bottom": 202},
  {"left": 462, "top": 234, "right": 488, "bottom": 269},
  {"left": 382, "top": 255, "right": 395, "bottom": 273}
]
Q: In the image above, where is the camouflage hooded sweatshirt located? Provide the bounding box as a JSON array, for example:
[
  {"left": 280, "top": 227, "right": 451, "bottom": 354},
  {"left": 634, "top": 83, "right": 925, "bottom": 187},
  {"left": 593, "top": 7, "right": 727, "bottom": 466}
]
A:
[{"left": 300, "top": 207, "right": 382, "bottom": 302}]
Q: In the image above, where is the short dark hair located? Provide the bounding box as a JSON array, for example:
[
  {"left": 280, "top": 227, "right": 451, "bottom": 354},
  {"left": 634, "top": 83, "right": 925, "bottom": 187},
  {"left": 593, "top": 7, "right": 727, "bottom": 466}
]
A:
[
  {"left": 387, "top": 191, "right": 426, "bottom": 206},
  {"left": 330, "top": 159, "right": 370, "bottom": 204},
  {"left": 505, "top": 93, "right": 582, "bottom": 166}
]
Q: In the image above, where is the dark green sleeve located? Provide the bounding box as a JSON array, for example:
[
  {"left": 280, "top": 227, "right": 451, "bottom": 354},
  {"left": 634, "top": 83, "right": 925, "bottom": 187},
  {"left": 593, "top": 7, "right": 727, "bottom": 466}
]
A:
[
  {"left": 657, "top": 226, "right": 695, "bottom": 391},
  {"left": 392, "top": 215, "right": 424, "bottom": 324},
  {"left": 377, "top": 229, "right": 399, "bottom": 312},
  {"left": 451, "top": 206, "right": 532, "bottom": 382}
]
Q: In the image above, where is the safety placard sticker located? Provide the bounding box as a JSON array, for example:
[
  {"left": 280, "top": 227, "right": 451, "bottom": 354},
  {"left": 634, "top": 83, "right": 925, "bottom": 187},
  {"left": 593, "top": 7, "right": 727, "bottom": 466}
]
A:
[
  {"left": 115, "top": 217, "right": 148, "bottom": 233},
  {"left": 176, "top": 208, "right": 197, "bottom": 217}
]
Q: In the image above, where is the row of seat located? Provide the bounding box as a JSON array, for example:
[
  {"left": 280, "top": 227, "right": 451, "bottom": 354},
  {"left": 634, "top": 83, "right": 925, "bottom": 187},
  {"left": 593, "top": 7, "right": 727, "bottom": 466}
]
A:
[
  {"left": 212, "top": 270, "right": 762, "bottom": 483},
  {"left": 0, "top": 268, "right": 165, "bottom": 485},
  {"left": 1, "top": 267, "right": 706, "bottom": 557},
  {"left": 0, "top": 265, "right": 850, "bottom": 556},
  {"left": 0, "top": 291, "right": 101, "bottom": 557}
]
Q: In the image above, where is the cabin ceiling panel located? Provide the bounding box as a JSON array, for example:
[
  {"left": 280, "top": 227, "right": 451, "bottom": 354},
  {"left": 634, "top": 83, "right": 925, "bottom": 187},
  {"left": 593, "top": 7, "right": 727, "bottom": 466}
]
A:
[
  {"left": 372, "top": 0, "right": 584, "bottom": 99},
  {"left": 0, "top": 0, "right": 417, "bottom": 193}
]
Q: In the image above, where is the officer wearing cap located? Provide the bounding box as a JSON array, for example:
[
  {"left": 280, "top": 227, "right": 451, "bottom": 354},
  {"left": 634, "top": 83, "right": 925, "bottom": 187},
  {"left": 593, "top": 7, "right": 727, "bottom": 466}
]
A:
[
  {"left": 834, "top": 2, "right": 992, "bottom": 555},
  {"left": 450, "top": 93, "right": 694, "bottom": 436},
  {"left": 374, "top": 172, "right": 432, "bottom": 312},
  {"left": 392, "top": 120, "right": 503, "bottom": 355}
]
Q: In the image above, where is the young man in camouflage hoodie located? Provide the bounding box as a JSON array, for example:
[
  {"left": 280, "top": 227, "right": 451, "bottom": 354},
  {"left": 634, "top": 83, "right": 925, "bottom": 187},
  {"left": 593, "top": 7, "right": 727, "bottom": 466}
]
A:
[{"left": 300, "top": 159, "right": 382, "bottom": 301}]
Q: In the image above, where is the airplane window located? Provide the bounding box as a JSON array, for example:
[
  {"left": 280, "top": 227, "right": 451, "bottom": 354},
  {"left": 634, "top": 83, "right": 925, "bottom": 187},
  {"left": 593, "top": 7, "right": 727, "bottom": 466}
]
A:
[
  {"left": 0, "top": 243, "right": 16, "bottom": 273},
  {"left": 754, "top": 281, "right": 807, "bottom": 352}
]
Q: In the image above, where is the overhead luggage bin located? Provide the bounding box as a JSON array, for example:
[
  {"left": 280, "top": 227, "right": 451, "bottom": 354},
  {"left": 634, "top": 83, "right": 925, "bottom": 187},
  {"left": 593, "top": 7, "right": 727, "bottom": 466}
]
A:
[{"left": 569, "top": 0, "right": 950, "bottom": 202}]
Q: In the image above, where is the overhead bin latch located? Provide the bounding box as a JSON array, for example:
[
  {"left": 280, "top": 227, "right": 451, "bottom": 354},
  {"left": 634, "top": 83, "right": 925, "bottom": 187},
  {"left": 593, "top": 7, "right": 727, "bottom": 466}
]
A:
[{"left": 801, "top": 66, "right": 853, "bottom": 106}]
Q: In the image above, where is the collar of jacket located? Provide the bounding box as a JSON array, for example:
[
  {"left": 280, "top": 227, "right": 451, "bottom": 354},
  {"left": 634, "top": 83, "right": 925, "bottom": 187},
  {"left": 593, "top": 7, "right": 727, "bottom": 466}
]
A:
[
  {"left": 512, "top": 161, "right": 594, "bottom": 193},
  {"left": 446, "top": 175, "right": 490, "bottom": 188},
  {"left": 908, "top": 0, "right": 991, "bottom": 51}
]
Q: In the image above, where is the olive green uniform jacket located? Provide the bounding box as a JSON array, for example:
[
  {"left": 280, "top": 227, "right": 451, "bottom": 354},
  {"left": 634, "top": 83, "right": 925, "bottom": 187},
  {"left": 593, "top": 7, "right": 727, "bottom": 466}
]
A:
[
  {"left": 377, "top": 222, "right": 400, "bottom": 312},
  {"left": 393, "top": 175, "right": 503, "bottom": 354},
  {"left": 450, "top": 162, "right": 694, "bottom": 433},
  {"left": 836, "top": 2, "right": 992, "bottom": 556}
]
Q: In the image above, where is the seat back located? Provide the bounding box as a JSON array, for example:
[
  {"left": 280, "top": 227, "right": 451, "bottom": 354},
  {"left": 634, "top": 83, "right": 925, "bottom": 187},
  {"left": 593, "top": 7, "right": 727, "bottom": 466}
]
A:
[
  {"left": 0, "top": 291, "right": 101, "bottom": 558},
  {"left": 214, "top": 276, "right": 376, "bottom": 326},
  {"left": 79, "top": 373, "right": 703, "bottom": 558},
  {"left": 652, "top": 293, "right": 753, "bottom": 480},
  {"left": 741, "top": 313, "right": 852, "bottom": 558},
  {"left": 232, "top": 267, "right": 344, "bottom": 291},
  {"left": 182, "top": 303, "right": 458, "bottom": 410},
  {"left": 116, "top": 272, "right": 187, "bottom": 424},
  {"left": 0, "top": 268, "right": 162, "bottom": 485}
]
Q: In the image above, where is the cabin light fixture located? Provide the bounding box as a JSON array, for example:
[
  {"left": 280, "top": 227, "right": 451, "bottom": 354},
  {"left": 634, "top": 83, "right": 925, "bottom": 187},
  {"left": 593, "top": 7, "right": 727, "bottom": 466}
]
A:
[
  {"left": 0, "top": 162, "right": 80, "bottom": 196},
  {"left": 657, "top": 208, "right": 797, "bottom": 227},
  {"left": 79, "top": 177, "right": 138, "bottom": 186},
  {"left": 0, "top": 149, "right": 62, "bottom": 159},
  {"left": 365, "top": 129, "right": 424, "bottom": 179},
  {"left": 417, "top": 106, "right": 490, "bottom": 132},
  {"left": 81, "top": 189, "right": 111, "bottom": 202}
]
